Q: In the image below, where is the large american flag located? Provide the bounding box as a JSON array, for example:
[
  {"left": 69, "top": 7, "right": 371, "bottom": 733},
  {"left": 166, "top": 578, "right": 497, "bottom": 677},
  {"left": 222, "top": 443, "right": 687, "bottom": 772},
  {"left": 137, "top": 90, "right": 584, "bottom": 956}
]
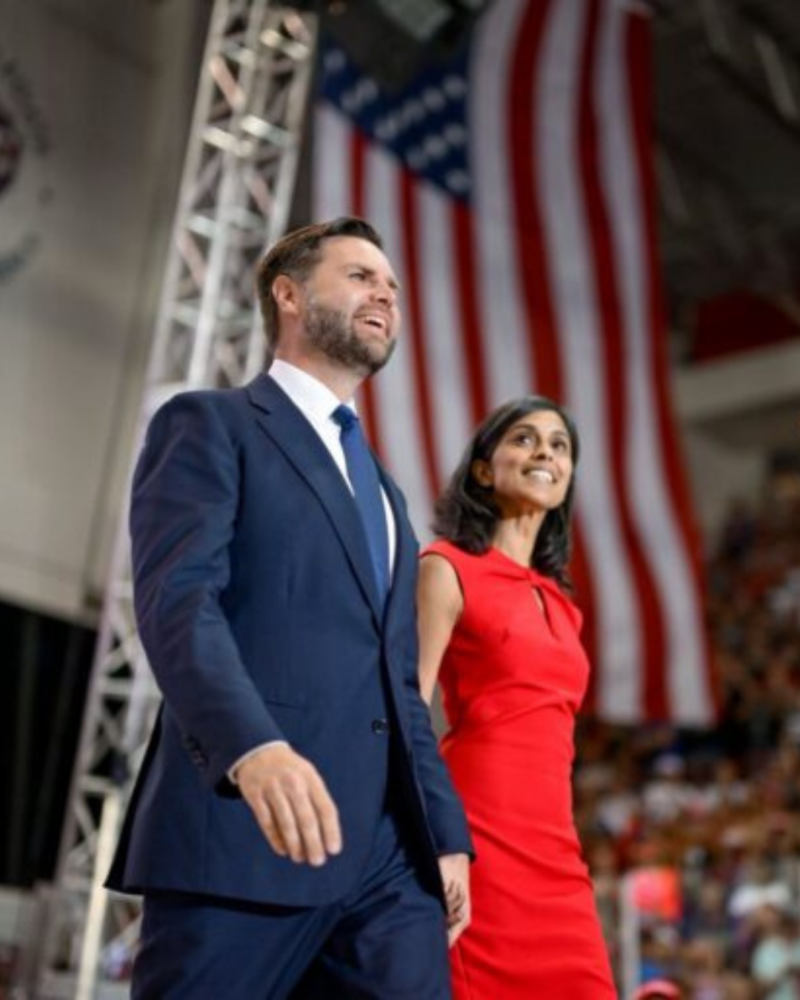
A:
[{"left": 312, "top": 0, "right": 716, "bottom": 725}]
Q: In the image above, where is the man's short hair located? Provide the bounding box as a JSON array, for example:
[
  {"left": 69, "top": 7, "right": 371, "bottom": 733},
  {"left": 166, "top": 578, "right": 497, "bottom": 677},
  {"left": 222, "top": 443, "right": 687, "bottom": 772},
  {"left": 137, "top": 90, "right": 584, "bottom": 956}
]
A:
[{"left": 255, "top": 216, "right": 383, "bottom": 362}]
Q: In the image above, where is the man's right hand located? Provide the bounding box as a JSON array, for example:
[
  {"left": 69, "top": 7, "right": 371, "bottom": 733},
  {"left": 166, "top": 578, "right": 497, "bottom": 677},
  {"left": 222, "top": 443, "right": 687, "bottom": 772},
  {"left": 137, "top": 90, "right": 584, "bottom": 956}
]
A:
[{"left": 235, "top": 744, "right": 342, "bottom": 866}]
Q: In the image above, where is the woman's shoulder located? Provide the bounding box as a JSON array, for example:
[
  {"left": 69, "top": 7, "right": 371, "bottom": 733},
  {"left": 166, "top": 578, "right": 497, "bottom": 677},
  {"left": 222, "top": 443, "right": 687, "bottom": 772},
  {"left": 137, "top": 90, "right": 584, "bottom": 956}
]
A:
[
  {"left": 421, "top": 538, "right": 458, "bottom": 559},
  {"left": 420, "top": 538, "right": 481, "bottom": 568},
  {"left": 420, "top": 540, "right": 496, "bottom": 594}
]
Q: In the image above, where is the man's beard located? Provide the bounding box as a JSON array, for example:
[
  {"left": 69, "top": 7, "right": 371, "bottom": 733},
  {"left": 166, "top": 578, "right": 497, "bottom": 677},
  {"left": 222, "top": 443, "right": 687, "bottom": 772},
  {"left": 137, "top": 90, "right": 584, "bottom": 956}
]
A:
[{"left": 304, "top": 301, "right": 395, "bottom": 375}]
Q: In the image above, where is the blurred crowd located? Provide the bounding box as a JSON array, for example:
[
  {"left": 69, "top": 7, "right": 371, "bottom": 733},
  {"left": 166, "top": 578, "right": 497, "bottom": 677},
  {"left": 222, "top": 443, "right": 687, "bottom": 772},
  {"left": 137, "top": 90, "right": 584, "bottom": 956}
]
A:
[{"left": 576, "top": 475, "right": 800, "bottom": 999}]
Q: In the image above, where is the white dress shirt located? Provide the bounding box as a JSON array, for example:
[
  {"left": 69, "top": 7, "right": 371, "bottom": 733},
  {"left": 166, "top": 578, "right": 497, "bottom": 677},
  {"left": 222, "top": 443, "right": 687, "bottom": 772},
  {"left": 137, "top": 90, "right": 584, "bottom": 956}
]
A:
[{"left": 268, "top": 359, "right": 396, "bottom": 564}]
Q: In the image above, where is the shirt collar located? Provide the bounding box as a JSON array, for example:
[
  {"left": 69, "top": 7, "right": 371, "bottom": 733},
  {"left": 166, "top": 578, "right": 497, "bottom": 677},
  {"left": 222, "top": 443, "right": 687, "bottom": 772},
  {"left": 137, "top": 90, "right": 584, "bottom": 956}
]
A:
[{"left": 268, "top": 359, "right": 356, "bottom": 424}]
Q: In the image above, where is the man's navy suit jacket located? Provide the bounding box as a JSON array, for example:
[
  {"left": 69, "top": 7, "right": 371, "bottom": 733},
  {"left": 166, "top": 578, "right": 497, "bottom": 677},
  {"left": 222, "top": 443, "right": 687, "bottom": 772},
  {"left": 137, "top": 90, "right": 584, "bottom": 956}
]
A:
[{"left": 107, "top": 373, "right": 471, "bottom": 907}]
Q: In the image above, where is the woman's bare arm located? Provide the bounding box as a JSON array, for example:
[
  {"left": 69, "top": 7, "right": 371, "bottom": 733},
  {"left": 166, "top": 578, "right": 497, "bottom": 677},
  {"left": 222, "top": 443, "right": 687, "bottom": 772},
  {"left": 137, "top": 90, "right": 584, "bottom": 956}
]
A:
[{"left": 417, "top": 553, "right": 464, "bottom": 705}]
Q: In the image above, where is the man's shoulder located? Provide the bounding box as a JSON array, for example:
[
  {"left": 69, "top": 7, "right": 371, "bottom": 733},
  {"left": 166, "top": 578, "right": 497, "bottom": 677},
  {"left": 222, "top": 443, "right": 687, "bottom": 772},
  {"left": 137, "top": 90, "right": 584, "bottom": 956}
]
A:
[
  {"left": 152, "top": 383, "right": 254, "bottom": 424},
  {"left": 167, "top": 382, "right": 251, "bottom": 408},
  {"left": 137, "top": 386, "right": 261, "bottom": 459}
]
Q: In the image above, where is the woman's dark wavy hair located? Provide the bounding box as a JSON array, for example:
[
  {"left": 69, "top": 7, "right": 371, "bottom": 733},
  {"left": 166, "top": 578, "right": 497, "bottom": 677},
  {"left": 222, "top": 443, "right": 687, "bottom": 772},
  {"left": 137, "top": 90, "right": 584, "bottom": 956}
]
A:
[{"left": 432, "top": 395, "right": 580, "bottom": 591}]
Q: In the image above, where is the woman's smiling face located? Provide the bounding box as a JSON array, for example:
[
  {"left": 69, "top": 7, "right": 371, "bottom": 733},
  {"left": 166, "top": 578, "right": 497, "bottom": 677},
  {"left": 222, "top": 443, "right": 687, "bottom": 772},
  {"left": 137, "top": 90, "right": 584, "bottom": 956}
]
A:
[{"left": 472, "top": 409, "right": 574, "bottom": 517}]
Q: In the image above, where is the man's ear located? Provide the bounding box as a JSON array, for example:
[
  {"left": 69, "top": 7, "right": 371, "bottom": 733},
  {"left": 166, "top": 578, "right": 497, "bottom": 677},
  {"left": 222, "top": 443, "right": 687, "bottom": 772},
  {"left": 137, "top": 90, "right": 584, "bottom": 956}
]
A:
[
  {"left": 471, "top": 459, "right": 493, "bottom": 488},
  {"left": 271, "top": 274, "right": 302, "bottom": 318}
]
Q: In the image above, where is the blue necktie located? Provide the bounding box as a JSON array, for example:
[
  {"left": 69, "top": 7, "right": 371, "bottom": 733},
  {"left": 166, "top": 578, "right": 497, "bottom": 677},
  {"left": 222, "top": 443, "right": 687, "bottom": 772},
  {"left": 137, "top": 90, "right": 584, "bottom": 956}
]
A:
[{"left": 332, "top": 404, "right": 390, "bottom": 604}]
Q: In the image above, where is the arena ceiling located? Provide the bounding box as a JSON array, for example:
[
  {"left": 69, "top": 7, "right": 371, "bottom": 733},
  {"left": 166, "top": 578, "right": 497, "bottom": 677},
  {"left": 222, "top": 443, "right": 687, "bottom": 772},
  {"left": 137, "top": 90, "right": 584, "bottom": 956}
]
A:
[{"left": 651, "top": 0, "right": 800, "bottom": 313}]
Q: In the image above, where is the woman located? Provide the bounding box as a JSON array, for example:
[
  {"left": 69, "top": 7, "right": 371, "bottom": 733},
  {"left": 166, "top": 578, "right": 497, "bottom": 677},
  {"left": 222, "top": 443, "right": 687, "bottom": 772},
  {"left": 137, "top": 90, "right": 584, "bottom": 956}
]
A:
[{"left": 418, "top": 396, "right": 617, "bottom": 998}]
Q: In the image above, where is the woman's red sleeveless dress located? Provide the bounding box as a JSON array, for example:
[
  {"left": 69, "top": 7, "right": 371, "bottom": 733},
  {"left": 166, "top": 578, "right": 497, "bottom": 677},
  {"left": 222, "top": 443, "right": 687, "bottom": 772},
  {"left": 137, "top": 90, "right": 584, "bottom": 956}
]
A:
[{"left": 425, "top": 541, "right": 616, "bottom": 999}]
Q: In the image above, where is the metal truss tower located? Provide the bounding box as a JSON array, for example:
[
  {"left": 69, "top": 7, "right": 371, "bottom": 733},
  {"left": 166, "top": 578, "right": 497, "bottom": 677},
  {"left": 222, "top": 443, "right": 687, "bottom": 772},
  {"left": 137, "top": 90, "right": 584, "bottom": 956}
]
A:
[{"left": 32, "top": 3, "right": 316, "bottom": 997}]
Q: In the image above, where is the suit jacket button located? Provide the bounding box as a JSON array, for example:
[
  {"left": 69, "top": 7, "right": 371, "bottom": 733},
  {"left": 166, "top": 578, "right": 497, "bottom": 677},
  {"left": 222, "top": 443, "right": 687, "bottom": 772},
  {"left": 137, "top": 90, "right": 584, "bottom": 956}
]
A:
[{"left": 371, "top": 718, "right": 390, "bottom": 735}]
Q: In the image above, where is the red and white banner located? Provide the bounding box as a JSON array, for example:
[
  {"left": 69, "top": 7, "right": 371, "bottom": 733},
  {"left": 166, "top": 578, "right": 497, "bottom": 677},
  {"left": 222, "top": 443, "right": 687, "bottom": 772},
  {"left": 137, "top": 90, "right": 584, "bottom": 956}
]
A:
[{"left": 312, "top": 0, "right": 716, "bottom": 725}]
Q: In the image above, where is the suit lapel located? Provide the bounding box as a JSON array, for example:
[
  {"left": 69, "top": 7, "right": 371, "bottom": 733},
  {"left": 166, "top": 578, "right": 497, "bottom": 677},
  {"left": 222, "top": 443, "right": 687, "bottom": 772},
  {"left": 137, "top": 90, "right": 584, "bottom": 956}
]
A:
[
  {"left": 377, "top": 464, "right": 417, "bottom": 619},
  {"left": 246, "top": 374, "right": 384, "bottom": 622}
]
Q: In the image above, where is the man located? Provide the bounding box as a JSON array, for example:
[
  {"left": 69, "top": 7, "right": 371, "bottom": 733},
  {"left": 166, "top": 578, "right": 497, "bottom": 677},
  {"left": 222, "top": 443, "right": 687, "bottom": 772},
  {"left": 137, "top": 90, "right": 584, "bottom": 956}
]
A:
[{"left": 107, "top": 217, "right": 471, "bottom": 999}]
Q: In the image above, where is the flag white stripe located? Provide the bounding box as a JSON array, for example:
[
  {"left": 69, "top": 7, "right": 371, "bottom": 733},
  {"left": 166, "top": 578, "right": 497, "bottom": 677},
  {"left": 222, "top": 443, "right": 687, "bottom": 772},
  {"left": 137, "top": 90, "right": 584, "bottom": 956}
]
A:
[
  {"left": 470, "top": 0, "right": 534, "bottom": 408},
  {"left": 597, "top": 1, "right": 711, "bottom": 722},
  {"left": 538, "top": 0, "right": 642, "bottom": 719},
  {"left": 417, "top": 182, "right": 474, "bottom": 488},
  {"left": 363, "top": 145, "right": 434, "bottom": 536},
  {"left": 313, "top": 105, "right": 350, "bottom": 218}
]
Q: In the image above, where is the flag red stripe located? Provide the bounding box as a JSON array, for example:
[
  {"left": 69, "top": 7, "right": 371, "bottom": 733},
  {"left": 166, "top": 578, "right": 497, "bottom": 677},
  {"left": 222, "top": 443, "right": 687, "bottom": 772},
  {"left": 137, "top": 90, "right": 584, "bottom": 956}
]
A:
[
  {"left": 399, "top": 169, "right": 442, "bottom": 499},
  {"left": 625, "top": 11, "right": 718, "bottom": 716},
  {"left": 578, "top": 0, "right": 667, "bottom": 718},
  {"left": 452, "top": 200, "right": 489, "bottom": 424}
]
